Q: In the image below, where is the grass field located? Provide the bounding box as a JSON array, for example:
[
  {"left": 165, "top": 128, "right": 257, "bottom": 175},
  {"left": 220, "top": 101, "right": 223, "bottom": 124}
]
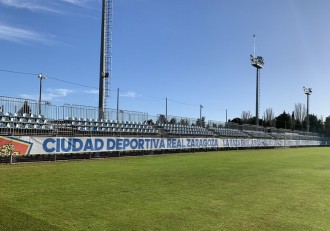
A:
[{"left": 1, "top": 148, "right": 330, "bottom": 230}]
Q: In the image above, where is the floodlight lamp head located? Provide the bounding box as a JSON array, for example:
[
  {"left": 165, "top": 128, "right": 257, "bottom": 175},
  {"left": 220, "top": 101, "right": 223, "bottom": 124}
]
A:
[
  {"left": 250, "top": 55, "right": 264, "bottom": 69},
  {"left": 38, "top": 73, "right": 46, "bottom": 79},
  {"left": 303, "top": 86, "right": 312, "bottom": 95}
]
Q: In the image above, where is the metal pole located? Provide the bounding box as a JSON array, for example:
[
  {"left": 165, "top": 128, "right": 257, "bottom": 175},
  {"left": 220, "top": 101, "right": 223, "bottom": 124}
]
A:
[
  {"left": 98, "top": 0, "right": 106, "bottom": 120},
  {"left": 165, "top": 97, "right": 167, "bottom": 122},
  {"left": 307, "top": 94, "right": 309, "bottom": 132},
  {"left": 116, "top": 88, "right": 119, "bottom": 121},
  {"left": 39, "top": 76, "right": 42, "bottom": 115},
  {"left": 255, "top": 68, "right": 259, "bottom": 126},
  {"left": 38, "top": 73, "right": 46, "bottom": 115}
]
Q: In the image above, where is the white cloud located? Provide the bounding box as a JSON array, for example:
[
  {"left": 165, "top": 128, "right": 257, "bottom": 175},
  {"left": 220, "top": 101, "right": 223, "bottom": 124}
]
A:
[
  {"left": 20, "top": 88, "right": 74, "bottom": 101},
  {"left": 59, "top": 0, "right": 89, "bottom": 6},
  {"left": 44, "top": 88, "right": 73, "bottom": 100},
  {"left": 0, "top": 0, "right": 60, "bottom": 13},
  {"left": 0, "top": 22, "right": 54, "bottom": 44},
  {"left": 0, "top": 0, "right": 92, "bottom": 12},
  {"left": 120, "top": 91, "right": 138, "bottom": 98},
  {"left": 84, "top": 89, "right": 99, "bottom": 94},
  {"left": 0, "top": 0, "right": 96, "bottom": 43}
]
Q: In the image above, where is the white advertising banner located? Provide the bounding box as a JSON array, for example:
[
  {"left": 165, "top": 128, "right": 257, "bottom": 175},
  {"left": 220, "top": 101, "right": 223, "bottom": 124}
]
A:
[{"left": 0, "top": 136, "right": 324, "bottom": 155}]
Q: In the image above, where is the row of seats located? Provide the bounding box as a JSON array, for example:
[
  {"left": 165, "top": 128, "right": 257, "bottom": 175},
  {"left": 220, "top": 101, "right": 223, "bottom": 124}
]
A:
[
  {"left": 158, "top": 124, "right": 214, "bottom": 136},
  {"left": 1, "top": 117, "right": 48, "bottom": 125},
  {"left": 243, "top": 130, "right": 272, "bottom": 139},
  {"left": 76, "top": 126, "right": 158, "bottom": 134},
  {"left": 65, "top": 117, "right": 148, "bottom": 125},
  {"left": 0, "top": 122, "right": 52, "bottom": 130},
  {"left": 212, "top": 128, "right": 249, "bottom": 137},
  {"left": 59, "top": 117, "right": 157, "bottom": 135},
  {"left": 0, "top": 112, "right": 45, "bottom": 119},
  {"left": 70, "top": 121, "right": 151, "bottom": 130},
  {"left": 0, "top": 113, "right": 50, "bottom": 133},
  {"left": 0, "top": 112, "right": 48, "bottom": 125}
]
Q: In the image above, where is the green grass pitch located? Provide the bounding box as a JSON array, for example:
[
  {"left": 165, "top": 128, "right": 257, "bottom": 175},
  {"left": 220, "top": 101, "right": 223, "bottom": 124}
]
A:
[{"left": 1, "top": 147, "right": 330, "bottom": 230}]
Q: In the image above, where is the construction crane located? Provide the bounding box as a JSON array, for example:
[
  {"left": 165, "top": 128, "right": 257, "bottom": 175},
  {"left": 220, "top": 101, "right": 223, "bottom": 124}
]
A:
[{"left": 98, "top": 0, "right": 113, "bottom": 120}]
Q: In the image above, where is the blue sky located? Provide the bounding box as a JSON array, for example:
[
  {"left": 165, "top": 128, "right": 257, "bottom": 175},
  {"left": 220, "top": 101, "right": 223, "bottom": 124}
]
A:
[{"left": 0, "top": 0, "right": 329, "bottom": 122}]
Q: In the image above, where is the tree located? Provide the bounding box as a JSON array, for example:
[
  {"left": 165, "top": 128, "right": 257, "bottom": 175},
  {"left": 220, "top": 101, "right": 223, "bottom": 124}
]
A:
[
  {"left": 179, "top": 118, "right": 188, "bottom": 126},
  {"left": 325, "top": 116, "right": 330, "bottom": 137},
  {"left": 196, "top": 116, "right": 206, "bottom": 127},
  {"left": 169, "top": 118, "right": 176, "bottom": 125},
  {"left": 294, "top": 103, "right": 306, "bottom": 123},
  {"left": 229, "top": 117, "right": 242, "bottom": 125},
  {"left": 157, "top": 114, "right": 167, "bottom": 124},
  {"left": 241, "top": 111, "right": 252, "bottom": 124},
  {"left": 308, "top": 114, "right": 323, "bottom": 133},
  {"left": 263, "top": 108, "right": 275, "bottom": 127},
  {"left": 275, "top": 111, "right": 292, "bottom": 129},
  {"left": 18, "top": 101, "right": 32, "bottom": 115}
]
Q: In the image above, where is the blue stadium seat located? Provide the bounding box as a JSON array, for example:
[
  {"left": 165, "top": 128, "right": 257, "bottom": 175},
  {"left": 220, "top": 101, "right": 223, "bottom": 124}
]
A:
[
  {"left": 16, "top": 124, "right": 25, "bottom": 129},
  {"left": 7, "top": 123, "right": 15, "bottom": 129},
  {"left": 1, "top": 117, "right": 9, "bottom": 122},
  {"left": 19, "top": 118, "right": 27, "bottom": 123},
  {"left": 25, "top": 124, "right": 33, "bottom": 129}
]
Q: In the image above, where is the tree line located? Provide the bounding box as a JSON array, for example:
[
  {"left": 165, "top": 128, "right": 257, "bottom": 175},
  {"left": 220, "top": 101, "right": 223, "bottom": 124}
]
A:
[{"left": 229, "top": 103, "right": 330, "bottom": 136}]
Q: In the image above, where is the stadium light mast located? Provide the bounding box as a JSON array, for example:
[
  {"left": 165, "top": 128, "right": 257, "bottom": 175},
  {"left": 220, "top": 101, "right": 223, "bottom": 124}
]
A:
[
  {"left": 98, "top": 0, "right": 113, "bottom": 120},
  {"left": 303, "top": 86, "right": 312, "bottom": 132},
  {"left": 38, "top": 73, "right": 46, "bottom": 115},
  {"left": 166, "top": 97, "right": 168, "bottom": 122},
  {"left": 250, "top": 35, "right": 264, "bottom": 126},
  {"left": 200, "top": 105, "right": 203, "bottom": 125}
]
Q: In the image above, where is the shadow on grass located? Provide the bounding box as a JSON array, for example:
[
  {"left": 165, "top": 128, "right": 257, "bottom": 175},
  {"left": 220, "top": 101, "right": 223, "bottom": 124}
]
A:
[{"left": 0, "top": 201, "right": 61, "bottom": 231}]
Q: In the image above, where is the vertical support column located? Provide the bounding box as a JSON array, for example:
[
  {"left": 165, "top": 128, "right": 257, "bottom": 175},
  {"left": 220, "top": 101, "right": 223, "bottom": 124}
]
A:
[
  {"left": 165, "top": 97, "right": 168, "bottom": 122},
  {"left": 255, "top": 68, "right": 259, "bottom": 126},
  {"left": 116, "top": 88, "right": 119, "bottom": 121},
  {"left": 306, "top": 94, "right": 309, "bottom": 132}
]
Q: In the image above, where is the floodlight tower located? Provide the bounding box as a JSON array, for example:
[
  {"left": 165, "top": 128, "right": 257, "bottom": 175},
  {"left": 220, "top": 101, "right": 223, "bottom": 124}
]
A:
[
  {"left": 38, "top": 73, "right": 46, "bottom": 115},
  {"left": 303, "top": 86, "right": 312, "bottom": 132},
  {"left": 250, "top": 35, "right": 264, "bottom": 126},
  {"left": 98, "top": 0, "right": 113, "bottom": 120}
]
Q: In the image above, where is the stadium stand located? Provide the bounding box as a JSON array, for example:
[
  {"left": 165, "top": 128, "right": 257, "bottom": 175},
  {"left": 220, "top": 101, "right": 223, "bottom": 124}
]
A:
[
  {"left": 0, "top": 95, "right": 327, "bottom": 142},
  {"left": 156, "top": 123, "right": 214, "bottom": 137},
  {"left": 210, "top": 127, "right": 249, "bottom": 138}
]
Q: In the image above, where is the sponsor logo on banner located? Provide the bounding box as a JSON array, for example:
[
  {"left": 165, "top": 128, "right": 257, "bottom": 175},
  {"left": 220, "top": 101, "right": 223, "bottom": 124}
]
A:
[{"left": 0, "top": 136, "right": 33, "bottom": 156}]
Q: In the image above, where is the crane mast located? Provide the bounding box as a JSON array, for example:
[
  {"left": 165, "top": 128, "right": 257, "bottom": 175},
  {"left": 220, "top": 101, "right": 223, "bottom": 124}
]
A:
[{"left": 98, "top": 0, "right": 113, "bottom": 120}]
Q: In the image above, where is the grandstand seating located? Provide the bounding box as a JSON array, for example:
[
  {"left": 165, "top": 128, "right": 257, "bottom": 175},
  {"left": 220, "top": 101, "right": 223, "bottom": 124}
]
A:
[
  {"left": 51, "top": 118, "right": 160, "bottom": 136},
  {"left": 210, "top": 127, "right": 249, "bottom": 138},
  {"left": 0, "top": 112, "right": 51, "bottom": 136},
  {"left": 0, "top": 107, "right": 326, "bottom": 143},
  {"left": 243, "top": 130, "right": 272, "bottom": 139},
  {"left": 157, "top": 124, "right": 214, "bottom": 137}
]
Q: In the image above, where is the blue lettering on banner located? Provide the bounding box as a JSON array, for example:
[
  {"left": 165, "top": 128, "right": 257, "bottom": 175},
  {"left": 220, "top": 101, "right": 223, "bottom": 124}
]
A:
[
  {"left": 95, "top": 138, "right": 104, "bottom": 151},
  {"left": 72, "top": 139, "right": 83, "bottom": 152},
  {"left": 160, "top": 139, "right": 165, "bottom": 148},
  {"left": 131, "top": 139, "right": 138, "bottom": 149},
  {"left": 139, "top": 139, "right": 145, "bottom": 149},
  {"left": 61, "top": 138, "right": 71, "bottom": 152},
  {"left": 84, "top": 139, "right": 94, "bottom": 151},
  {"left": 43, "top": 138, "right": 55, "bottom": 152},
  {"left": 43, "top": 137, "right": 221, "bottom": 153},
  {"left": 107, "top": 138, "right": 115, "bottom": 150},
  {"left": 35, "top": 136, "right": 327, "bottom": 155}
]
